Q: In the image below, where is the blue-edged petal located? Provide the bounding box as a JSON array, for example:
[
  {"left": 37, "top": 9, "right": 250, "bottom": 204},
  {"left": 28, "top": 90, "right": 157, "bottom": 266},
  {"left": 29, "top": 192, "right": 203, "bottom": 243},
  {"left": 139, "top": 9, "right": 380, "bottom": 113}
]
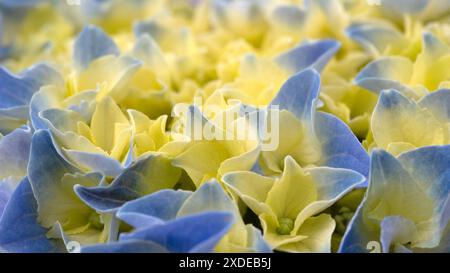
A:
[
  {"left": 346, "top": 23, "right": 408, "bottom": 56},
  {"left": 37, "top": 104, "right": 127, "bottom": 177},
  {"left": 0, "top": 63, "right": 62, "bottom": 110},
  {"left": 338, "top": 203, "right": 378, "bottom": 253},
  {"left": 62, "top": 150, "right": 124, "bottom": 178},
  {"left": 119, "top": 181, "right": 271, "bottom": 253},
  {"left": 120, "top": 211, "right": 234, "bottom": 253},
  {"left": 30, "top": 87, "right": 95, "bottom": 131},
  {"left": 29, "top": 86, "right": 64, "bottom": 130},
  {"left": 268, "top": 69, "right": 320, "bottom": 163},
  {"left": 315, "top": 112, "right": 370, "bottom": 179},
  {"left": 0, "top": 177, "right": 18, "bottom": 219},
  {"left": 75, "top": 154, "right": 181, "bottom": 212},
  {"left": 363, "top": 150, "right": 435, "bottom": 227},
  {"left": 0, "top": 178, "right": 57, "bottom": 253},
  {"left": 270, "top": 68, "right": 320, "bottom": 123},
  {"left": 133, "top": 19, "right": 167, "bottom": 43},
  {"left": 27, "top": 130, "right": 77, "bottom": 205},
  {"left": 355, "top": 57, "right": 418, "bottom": 98},
  {"left": 398, "top": 145, "right": 450, "bottom": 240},
  {"left": 261, "top": 69, "right": 321, "bottom": 171},
  {"left": 27, "top": 130, "right": 102, "bottom": 230},
  {"left": 117, "top": 190, "right": 192, "bottom": 229},
  {"left": 308, "top": 167, "right": 366, "bottom": 200},
  {"left": 418, "top": 32, "right": 450, "bottom": 60},
  {"left": 246, "top": 225, "right": 272, "bottom": 253},
  {"left": 0, "top": 126, "right": 32, "bottom": 180},
  {"left": 380, "top": 216, "right": 416, "bottom": 253},
  {"left": 275, "top": 39, "right": 340, "bottom": 74},
  {"left": 340, "top": 147, "right": 450, "bottom": 252},
  {"left": 0, "top": 107, "right": 29, "bottom": 134},
  {"left": 339, "top": 151, "right": 396, "bottom": 253},
  {"left": 73, "top": 25, "right": 120, "bottom": 70},
  {"left": 372, "top": 89, "right": 445, "bottom": 154},
  {"left": 178, "top": 180, "right": 272, "bottom": 253},
  {"left": 419, "top": 89, "right": 450, "bottom": 124},
  {"left": 177, "top": 180, "right": 238, "bottom": 217}
]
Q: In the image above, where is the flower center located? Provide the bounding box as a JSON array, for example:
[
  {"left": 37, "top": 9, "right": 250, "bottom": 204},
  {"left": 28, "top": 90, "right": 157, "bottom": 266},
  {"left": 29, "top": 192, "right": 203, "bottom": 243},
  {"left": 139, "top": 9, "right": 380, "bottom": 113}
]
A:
[
  {"left": 335, "top": 207, "right": 354, "bottom": 235},
  {"left": 276, "top": 217, "right": 294, "bottom": 235},
  {"left": 89, "top": 212, "right": 104, "bottom": 230}
]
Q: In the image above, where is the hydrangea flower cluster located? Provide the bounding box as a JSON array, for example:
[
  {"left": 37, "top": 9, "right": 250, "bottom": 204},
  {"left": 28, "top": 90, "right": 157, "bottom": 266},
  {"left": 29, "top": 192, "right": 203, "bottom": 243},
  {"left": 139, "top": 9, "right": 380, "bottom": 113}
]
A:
[{"left": 0, "top": 0, "right": 448, "bottom": 253}]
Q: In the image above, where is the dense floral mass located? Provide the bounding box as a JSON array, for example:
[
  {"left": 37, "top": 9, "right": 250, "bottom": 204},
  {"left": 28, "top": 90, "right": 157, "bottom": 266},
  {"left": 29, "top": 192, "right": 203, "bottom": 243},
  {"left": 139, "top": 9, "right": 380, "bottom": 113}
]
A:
[{"left": 0, "top": 0, "right": 448, "bottom": 253}]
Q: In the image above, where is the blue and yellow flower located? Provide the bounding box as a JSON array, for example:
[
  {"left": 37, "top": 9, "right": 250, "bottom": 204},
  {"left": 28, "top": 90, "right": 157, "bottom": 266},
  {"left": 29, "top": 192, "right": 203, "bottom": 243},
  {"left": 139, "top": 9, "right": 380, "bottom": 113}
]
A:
[
  {"left": 223, "top": 156, "right": 365, "bottom": 252},
  {"left": 369, "top": 89, "right": 449, "bottom": 155},
  {"left": 340, "top": 146, "right": 450, "bottom": 253}
]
